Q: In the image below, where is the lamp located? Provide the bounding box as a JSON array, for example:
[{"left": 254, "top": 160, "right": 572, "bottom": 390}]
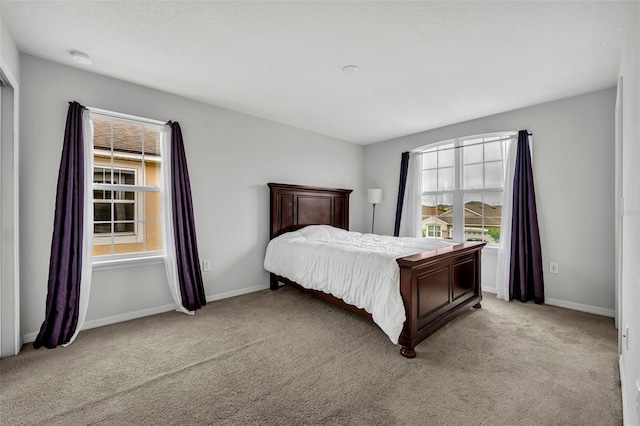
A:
[{"left": 367, "top": 189, "right": 383, "bottom": 234}]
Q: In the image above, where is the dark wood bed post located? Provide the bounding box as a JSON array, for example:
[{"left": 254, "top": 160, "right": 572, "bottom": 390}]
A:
[
  {"left": 270, "top": 273, "right": 279, "bottom": 291},
  {"left": 267, "top": 183, "right": 485, "bottom": 358}
]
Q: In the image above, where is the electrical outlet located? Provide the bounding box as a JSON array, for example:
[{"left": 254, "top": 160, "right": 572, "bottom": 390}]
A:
[
  {"left": 550, "top": 262, "right": 559, "bottom": 274},
  {"left": 202, "top": 260, "right": 211, "bottom": 271}
]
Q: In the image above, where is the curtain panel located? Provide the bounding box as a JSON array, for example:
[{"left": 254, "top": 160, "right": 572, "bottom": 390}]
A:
[
  {"left": 34, "top": 102, "right": 94, "bottom": 349},
  {"left": 509, "top": 130, "right": 544, "bottom": 303},
  {"left": 398, "top": 152, "right": 423, "bottom": 238},
  {"left": 394, "top": 152, "right": 410, "bottom": 237},
  {"left": 495, "top": 136, "right": 518, "bottom": 301},
  {"left": 166, "top": 121, "right": 206, "bottom": 311}
]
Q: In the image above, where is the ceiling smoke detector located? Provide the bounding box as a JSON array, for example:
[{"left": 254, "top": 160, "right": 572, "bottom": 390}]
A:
[
  {"left": 342, "top": 65, "right": 359, "bottom": 74},
  {"left": 70, "top": 50, "right": 92, "bottom": 66}
]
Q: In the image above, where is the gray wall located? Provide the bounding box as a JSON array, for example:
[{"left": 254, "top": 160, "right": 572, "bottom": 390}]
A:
[
  {"left": 619, "top": 2, "right": 640, "bottom": 424},
  {"left": 20, "top": 54, "right": 365, "bottom": 340},
  {"left": 0, "top": 13, "right": 20, "bottom": 82},
  {"left": 364, "top": 88, "right": 616, "bottom": 314}
]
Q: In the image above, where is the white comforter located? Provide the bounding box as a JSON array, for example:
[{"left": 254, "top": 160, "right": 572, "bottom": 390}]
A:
[{"left": 263, "top": 225, "right": 457, "bottom": 344}]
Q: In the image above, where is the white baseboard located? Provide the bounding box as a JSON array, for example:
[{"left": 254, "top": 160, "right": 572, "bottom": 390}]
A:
[
  {"left": 481, "top": 285, "right": 614, "bottom": 318},
  {"left": 206, "top": 284, "right": 270, "bottom": 303},
  {"left": 22, "top": 302, "right": 179, "bottom": 344},
  {"left": 482, "top": 285, "right": 497, "bottom": 294},
  {"left": 545, "top": 297, "right": 615, "bottom": 318},
  {"left": 22, "top": 284, "right": 271, "bottom": 344}
]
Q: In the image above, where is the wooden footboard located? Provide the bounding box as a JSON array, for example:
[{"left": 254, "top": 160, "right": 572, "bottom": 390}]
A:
[{"left": 396, "top": 241, "right": 485, "bottom": 358}]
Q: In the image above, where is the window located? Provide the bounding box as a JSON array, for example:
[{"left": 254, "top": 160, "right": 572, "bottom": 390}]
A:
[
  {"left": 426, "top": 225, "right": 441, "bottom": 238},
  {"left": 91, "top": 112, "right": 164, "bottom": 258},
  {"left": 420, "top": 132, "right": 515, "bottom": 244}
]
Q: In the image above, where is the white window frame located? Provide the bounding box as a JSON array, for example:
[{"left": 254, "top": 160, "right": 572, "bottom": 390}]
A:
[
  {"left": 418, "top": 131, "right": 516, "bottom": 246},
  {"left": 90, "top": 108, "right": 165, "bottom": 262}
]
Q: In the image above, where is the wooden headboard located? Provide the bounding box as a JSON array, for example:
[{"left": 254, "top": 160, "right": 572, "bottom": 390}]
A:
[{"left": 268, "top": 183, "right": 353, "bottom": 239}]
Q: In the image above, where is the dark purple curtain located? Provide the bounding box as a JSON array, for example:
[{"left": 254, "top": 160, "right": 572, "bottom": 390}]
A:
[
  {"left": 509, "top": 130, "right": 544, "bottom": 303},
  {"left": 393, "top": 152, "right": 410, "bottom": 237},
  {"left": 167, "top": 121, "right": 207, "bottom": 311},
  {"left": 34, "top": 102, "right": 86, "bottom": 349}
]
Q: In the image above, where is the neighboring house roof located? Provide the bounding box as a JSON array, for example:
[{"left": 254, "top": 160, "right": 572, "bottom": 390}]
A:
[
  {"left": 421, "top": 216, "right": 449, "bottom": 227},
  {"left": 423, "top": 202, "right": 502, "bottom": 227},
  {"left": 93, "top": 115, "right": 161, "bottom": 157}
]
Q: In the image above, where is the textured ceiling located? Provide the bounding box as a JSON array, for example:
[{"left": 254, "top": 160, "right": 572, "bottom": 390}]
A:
[{"left": 1, "top": 1, "right": 625, "bottom": 144}]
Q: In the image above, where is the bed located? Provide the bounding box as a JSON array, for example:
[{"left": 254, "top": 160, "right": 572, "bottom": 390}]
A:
[{"left": 266, "top": 183, "right": 485, "bottom": 358}]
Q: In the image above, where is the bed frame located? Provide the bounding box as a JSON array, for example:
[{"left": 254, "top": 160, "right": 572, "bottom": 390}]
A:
[{"left": 268, "top": 183, "right": 485, "bottom": 358}]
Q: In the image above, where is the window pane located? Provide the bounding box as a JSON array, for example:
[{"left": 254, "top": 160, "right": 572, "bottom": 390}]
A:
[
  {"left": 462, "top": 192, "right": 503, "bottom": 243},
  {"left": 423, "top": 152, "right": 437, "bottom": 169},
  {"left": 484, "top": 161, "right": 504, "bottom": 188},
  {"left": 485, "top": 141, "right": 503, "bottom": 162},
  {"left": 94, "top": 203, "right": 111, "bottom": 222},
  {"left": 144, "top": 125, "right": 161, "bottom": 157},
  {"left": 114, "top": 203, "right": 135, "bottom": 221},
  {"left": 464, "top": 193, "right": 483, "bottom": 241},
  {"left": 437, "top": 193, "right": 453, "bottom": 213},
  {"left": 438, "top": 167, "right": 453, "bottom": 191},
  {"left": 144, "top": 220, "right": 163, "bottom": 251},
  {"left": 436, "top": 193, "right": 453, "bottom": 239},
  {"left": 93, "top": 116, "right": 112, "bottom": 151},
  {"left": 485, "top": 218, "right": 502, "bottom": 243},
  {"left": 422, "top": 169, "right": 437, "bottom": 192},
  {"left": 483, "top": 192, "right": 503, "bottom": 210},
  {"left": 464, "top": 192, "right": 483, "bottom": 218},
  {"left": 463, "top": 164, "right": 483, "bottom": 189},
  {"left": 113, "top": 121, "right": 143, "bottom": 157},
  {"left": 422, "top": 195, "right": 449, "bottom": 239},
  {"left": 422, "top": 194, "right": 437, "bottom": 207},
  {"left": 114, "top": 221, "right": 135, "bottom": 233},
  {"left": 114, "top": 190, "right": 134, "bottom": 200},
  {"left": 121, "top": 170, "right": 135, "bottom": 185},
  {"left": 94, "top": 223, "right": 111, "bottom": 234},
  {"left": 438, "top": 144, "right": 454, "bottom": 167},
  {"left": 463, "top": 141, "right": 483, "bottom": 164},
  {"left": 94, "top": 167, "right": 106, "bottom": 183}
]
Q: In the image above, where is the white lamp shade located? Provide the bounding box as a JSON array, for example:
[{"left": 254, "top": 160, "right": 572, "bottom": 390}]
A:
[{"left": 367, "top": 188, "right": 383, "bottom": 204}]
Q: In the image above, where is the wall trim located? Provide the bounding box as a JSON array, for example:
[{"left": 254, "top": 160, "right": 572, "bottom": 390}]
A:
[
  {"left": 483, "top": 285, "right": 614, "bottom": 318},
  {"left": 483, "top": 285, "right": 497, "bottom": 294},
  {"left": 619, "top": 355, "right": 630, "bottom": 425},
  {"left": 22, "top": 283, "right": 271, "bottom": 344},
  {"left": 545, "top": 297, "right": 615, "bottom": 318},
  {"left": 206, "top": 284, "right": 270, "bottom": 303},
  {"left": 22, "top": 282, "right": 614, "bottom": 344}
]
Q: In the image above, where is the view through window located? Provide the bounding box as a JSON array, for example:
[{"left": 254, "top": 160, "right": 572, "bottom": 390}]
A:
[
  {"left": 92, "top": 113, "right": 163, "bottom": 258},
  {"left": 420, "top": 133, "right": 515, "bottom": 244}
]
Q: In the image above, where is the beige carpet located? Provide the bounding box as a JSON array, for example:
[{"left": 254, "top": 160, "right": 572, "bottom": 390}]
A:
[{"left": 0, "top": 287, "right": 621, "bottom": 425}]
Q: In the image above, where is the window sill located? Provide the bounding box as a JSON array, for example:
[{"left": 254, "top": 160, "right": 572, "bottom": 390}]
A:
[{"left": 93, "top": 254, "right": 164, "bottom": 272}]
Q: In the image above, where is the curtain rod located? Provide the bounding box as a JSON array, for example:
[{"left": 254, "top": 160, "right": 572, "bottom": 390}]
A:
[{"left": 88, "top": 106, "right": 166, "bottom": 127}]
